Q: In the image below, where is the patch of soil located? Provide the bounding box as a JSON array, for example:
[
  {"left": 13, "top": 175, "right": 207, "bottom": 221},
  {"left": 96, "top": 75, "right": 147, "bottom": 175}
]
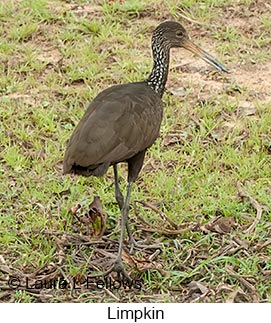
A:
[
  {"left": 167, "top": 52, "right": 271, "bottom": 105},
  {"left": 234, "top": 62, "right": 271, "bottom": 102}
]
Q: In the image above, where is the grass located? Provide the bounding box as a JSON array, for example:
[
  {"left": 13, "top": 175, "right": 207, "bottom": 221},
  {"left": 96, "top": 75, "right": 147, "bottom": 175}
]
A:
[{"left": 0, "top": 0, "right": 271, "bottom": 302}]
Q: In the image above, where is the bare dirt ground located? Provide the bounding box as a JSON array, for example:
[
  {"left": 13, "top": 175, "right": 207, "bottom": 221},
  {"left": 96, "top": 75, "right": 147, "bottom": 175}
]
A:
[{"left": 0, "top": 0, "right": 270, "bottom": 303}]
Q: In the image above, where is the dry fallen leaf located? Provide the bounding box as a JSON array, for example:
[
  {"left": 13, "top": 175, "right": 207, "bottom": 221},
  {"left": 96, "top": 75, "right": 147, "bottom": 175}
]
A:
[
  {"left": 70, "top": 196, "right": 107, "bottom": 239},
  {"left": 70, "top": 204, "right": 82, "bottom": 216},
  {"left": 88, "top": 196, "right": 104, "bottom": 223},
  {"left": 205, "top": 216, "right": 236, "bottom": 234},
  {"left": 121, "top": 250, "right": 166, "bottom": 274},
  {"left": 238, "top": 101, "right": 257, "bottom": 116},
  {"left": 0, "top": 255, "right": 6, "bottom": 264},
  {"left": 226, "top": 287, "right": 248, "bottom": 303},
  {"left": 188, "top": 281, "right": 208, "bottom": 295}
]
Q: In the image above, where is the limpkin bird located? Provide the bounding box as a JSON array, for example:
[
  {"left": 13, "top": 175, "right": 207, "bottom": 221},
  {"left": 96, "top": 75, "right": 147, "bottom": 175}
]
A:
[{"left": 63, "top": 21, "right": 228, "bottom": 275}]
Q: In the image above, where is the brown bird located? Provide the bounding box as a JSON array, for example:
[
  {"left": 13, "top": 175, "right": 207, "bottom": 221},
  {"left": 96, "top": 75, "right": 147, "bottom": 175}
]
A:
[{"left": 63, "top": 21, "right": 228, "bottom": 276}]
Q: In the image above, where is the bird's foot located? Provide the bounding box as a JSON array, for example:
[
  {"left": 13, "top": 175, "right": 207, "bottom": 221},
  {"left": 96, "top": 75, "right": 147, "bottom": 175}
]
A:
[
  {"left": 111, "top": 257, "right": 132, "bottom": 282},
  {"left": 85, "top": 256, "right": 132, "bottom": 281}
]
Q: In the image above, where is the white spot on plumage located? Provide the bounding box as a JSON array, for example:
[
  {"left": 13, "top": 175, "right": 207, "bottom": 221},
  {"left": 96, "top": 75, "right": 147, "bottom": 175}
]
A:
[{"left": 146, "top": 38, "right": 169, "bottom": 97}]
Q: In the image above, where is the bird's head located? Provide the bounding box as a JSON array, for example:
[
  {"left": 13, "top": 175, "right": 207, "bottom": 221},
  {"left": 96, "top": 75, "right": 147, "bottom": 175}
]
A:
[{"left": 153, "top": 21, "right": 228, "bottom": 73}]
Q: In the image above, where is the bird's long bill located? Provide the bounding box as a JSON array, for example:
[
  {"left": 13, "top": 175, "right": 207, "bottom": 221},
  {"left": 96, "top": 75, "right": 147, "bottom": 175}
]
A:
[{"left": 182, "top": 38, "right": 228, "bottom": 73}]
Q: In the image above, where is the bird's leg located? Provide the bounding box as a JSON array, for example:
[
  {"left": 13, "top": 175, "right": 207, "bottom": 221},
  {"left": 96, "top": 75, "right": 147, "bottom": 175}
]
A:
[
  {"left": 113, "top": 152, "right": 160, "bottom": 263},
  {"left": 113, "top": 164, "right": 124, "bottom": 210},
  {"left": 115, "top": 185, "right": 161, "bottom": 253},
  {"left": 113, "top": 181, "right": 133, "bottom": 278},
  {"left": 125, "top": 150, "right": 161, "bottom": 252},
  {"left": 113, "top": 164, "right": 135, "bottom": 243}
]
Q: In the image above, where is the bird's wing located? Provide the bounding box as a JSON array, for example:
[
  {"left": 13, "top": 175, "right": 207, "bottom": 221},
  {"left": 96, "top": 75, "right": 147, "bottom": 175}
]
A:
[{"left": 63, "top": 86, "right": 163, "bottom": 172}]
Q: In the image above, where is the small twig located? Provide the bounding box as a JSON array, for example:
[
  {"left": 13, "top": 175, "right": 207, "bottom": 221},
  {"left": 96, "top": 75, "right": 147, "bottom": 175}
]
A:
[
  {"left": 58, "top": 267, "right": 72, "bottom": 289},
  {"left": 176, "top": 10, "right": 205, "bottom": 26},
  {"left": 237, "top": 182, "right": 263, "bottom": 234},
  {"left": 0, "top": 291, "right": 12, "bottom": 300},
  {"left": 253, "top": 240, "right": 271, "bottom": 252},
  {"left": 0, "top": 264, "right": 13, "bottom": 275},
  {"left": 190, "top": 115, "right": 202, "bottom": 129},
  {"left": 191, "top": 290, "right": 209, "bottom": 303},
  {"left": 134, "top": 200, "right": 179, "bottom": 229},
  {"left": 148, "top": 249, "right": 161, "bottom": 262},
  {"left": 137, "top": 223, "right": 197, "bottom": 236},
  {"left": 133, "top": 204, "right": 150, "bottom": 226},
  {"left": 103, "top": 287, "right": 120, "bottom": 301},
  {"left": 134, "top": 198, "right": 199, "bottom": 236},
  {"left": 225, "top": 266, "right": 257, "bottom": 300},
  {"left": 226, "top": 287, "right": 248, "bottom": 303}
]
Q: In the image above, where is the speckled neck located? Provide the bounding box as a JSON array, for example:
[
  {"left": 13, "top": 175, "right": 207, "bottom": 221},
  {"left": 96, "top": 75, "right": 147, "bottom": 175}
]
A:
[{"left": 146, "top": 38, "right": 170, "bottom": 98}]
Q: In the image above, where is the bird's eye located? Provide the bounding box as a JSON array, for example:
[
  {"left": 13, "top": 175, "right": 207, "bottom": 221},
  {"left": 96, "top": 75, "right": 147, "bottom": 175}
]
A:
[{"left": 176, "top": 31, "right": 183, "bottom": 38}]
